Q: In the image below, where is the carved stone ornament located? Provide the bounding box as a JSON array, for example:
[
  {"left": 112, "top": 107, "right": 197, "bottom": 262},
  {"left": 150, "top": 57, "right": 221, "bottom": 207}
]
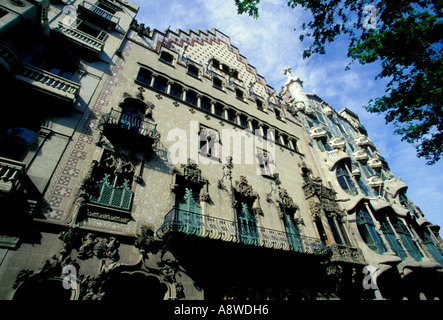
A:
[
  {"left": 278, "top": 188, "right": 298, "bottom": 211},
  {"left": 181, "top": 159, "right": 202, "bottom": 183},
  {"left": 199, "top": 192, "right": 211, "bottom": 203},
  {"left": 235, "top": 176, "right": 257, "bottom": 199},
  {"left": 134, "top": 225, "right": 155, "bottom": 254}
]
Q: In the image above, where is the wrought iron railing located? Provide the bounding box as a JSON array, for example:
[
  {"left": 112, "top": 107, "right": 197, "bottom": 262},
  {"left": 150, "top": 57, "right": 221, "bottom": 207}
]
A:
[
  {"left": 100, "top": 108, "right": 160, "bottom": 141},
  {"left": 157, "top": 208, "right": 330, "bottom": 256}
]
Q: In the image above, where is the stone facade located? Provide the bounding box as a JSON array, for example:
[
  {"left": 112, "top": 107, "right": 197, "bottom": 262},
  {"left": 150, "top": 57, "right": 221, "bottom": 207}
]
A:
[{"left": 0, "top": 0, "right": 442, "bottom": 301}]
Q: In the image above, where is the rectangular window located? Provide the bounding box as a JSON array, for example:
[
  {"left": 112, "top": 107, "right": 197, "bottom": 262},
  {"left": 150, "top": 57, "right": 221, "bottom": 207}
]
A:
[
  {"left": 89, "top": 151, "right": 135, "bottom": 211},
  {"left": 199, "top": 125, "right": 220, "bottom": 160},
  {"left": 256, "top": 148, "right": 274, "bottom": 177},
  {"left": 136, "top": 68, "right": 152, "bottom": 86},
  {"left": 186, "top": 90, "right": 198, "bottom": 106},
  {"left": 200, "top": 97, "right": 211, "bottom": 112},
  {"left": 214, "top": 103, "right": 224, "bottom": 117},
  {"left": 153, "top": 76, "right": 168, "bottom": 92}
]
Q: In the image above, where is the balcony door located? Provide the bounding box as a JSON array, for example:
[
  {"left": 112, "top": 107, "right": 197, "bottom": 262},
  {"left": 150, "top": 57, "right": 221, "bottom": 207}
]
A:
[
  {"left": 237, "top": 200, "right": 259, "bottom": 246},
  {"left": 282, "top": 207, "right": 304, "bottom": 253},
  {"left": 175, "top": 187, "right": 202, "bottom": 236}
]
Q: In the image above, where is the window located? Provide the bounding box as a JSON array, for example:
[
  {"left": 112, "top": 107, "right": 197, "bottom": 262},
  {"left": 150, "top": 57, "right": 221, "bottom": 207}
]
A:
[
  {"left": 0, "top": 127, "right": 38, "bottom": 161},
  {"left": 200, "top": 97, "right": 211, "bottom": 112},
  {"left": 239, "top": 115, "right": 248, "bottom": 129},
  {"left": 256, "top": 148, "right": 273, "bottom": 177},
  {"left": 336, "top": 164, "right": 358, "bottom": 195},
  {"left": 97, "top": 1, "right": 118, "bottom": 14},
  {"left": 212, "top": 58, "right": 220, "bottom": 69},
  {"left": 153, "top": 76, "right": 168, "bottom": 92},
  {"left": 237, "top": 200, "right": 259, "bottom": 246},
  {"left": 199, "top": 126, "right": 220, "bottom": 160},
  {"left": 76, "top": 20, "right": 107, "bottom": 40},
  {"left": 185, "top": 90, "right": 198, "bottom": 106},
  {"left": 380, "top": 219, "right": 407, "bottom": 259},
  {"left": 235, "top": 88, "right": 244, "bottom": 100},
  {"left": 213, "top": 76, "right": 223, "bottom": 90},
  {"left": 187, "top": 64, "right": 199, "bottom": 78},
  {"left": 422, "top": 231, "right": 443, "bottom": 266},
  {"left": 392, "top": 218, "right": 423, "bottom": 261},
  {"left": 256, "top": 99, "right": 263, "bottom": 110},
  {"left": 213, "top": 103, "right": 224, "bottom": 117},
  {"left": 227, "top": 109, "right": 237, "bottom": 124},
  {"left": 89, "top": 151, "right": 135, "bottom": 211},
  {"left": 282, "top": 208, "right": 304, "bottom": 252},
  {"left": 170, "top": 83, "right": 183, "bottom": 99},
  {"left": 136, "top": 68, "right": 152, "bottom": 86},
  {"left": 175, "top": 187, "right": 202, "bottom": 236},
  {"left": 356, "top": 206, "right": 386, "bottom": 254},
  {"left": 159, "top": 51, "right": 174, "bottom": 64}
]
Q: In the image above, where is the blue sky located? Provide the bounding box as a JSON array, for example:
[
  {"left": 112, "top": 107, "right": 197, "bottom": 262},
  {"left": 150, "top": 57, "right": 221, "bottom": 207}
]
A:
[{"left": 132, "top": 0, "right": 443, "bottom": 235}]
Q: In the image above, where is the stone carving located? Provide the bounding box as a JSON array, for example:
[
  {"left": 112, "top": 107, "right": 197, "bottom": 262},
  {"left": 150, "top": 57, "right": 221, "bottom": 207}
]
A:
[
  {"left": 235, "top": 176, "right": 256, "bottom": 198},
  {"left": 199, "top": 192, "right": 211, "bottom": 203},
  {"left": 78, "top": 233, "right": 98, "bottom": 260},
  {"left": 181, "top": 159, "right": 202, "bottom": 183},
  {"left": 134, "top": 225, "right": 155, "bottom": 254}
]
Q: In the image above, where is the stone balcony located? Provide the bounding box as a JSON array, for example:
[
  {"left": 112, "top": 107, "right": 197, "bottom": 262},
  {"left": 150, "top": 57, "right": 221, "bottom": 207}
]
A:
[
  {"left": 385, "top": 177, "right": 408, "bottom": 197},
  {"left": 355, "top": 135, "right": 373, "bottom": 148},
  {"left": 14, "top": 63, "right": 80, "bottom": 102},
  {"left": 78, "top": 1, "right": 120, "bottom": 31},
  {"left": 328, "top": 137, "right": 346, "bottom": 151},
  {"left": 368, "top": 157, "right": 383, "bottom": 170},
  {"left": 352, "top": 149, "right": 369, "bottom": 164},
  {"left": 0, "top": 157, "right": 26, "bottom": 194},
  {"left": 309, "top": 126, "right": 327, "bottom": 141},
  {"left": 367, "top": 175, "right": 383, "bottom": 189},
  {"left": 52, "top": 21, "right": 105, "bottom": 59}
]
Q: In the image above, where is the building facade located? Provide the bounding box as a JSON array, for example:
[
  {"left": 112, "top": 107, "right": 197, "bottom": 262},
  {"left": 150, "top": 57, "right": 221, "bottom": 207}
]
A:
[{"left": 0, "top": 0, "right": 442, "bottom": 301}]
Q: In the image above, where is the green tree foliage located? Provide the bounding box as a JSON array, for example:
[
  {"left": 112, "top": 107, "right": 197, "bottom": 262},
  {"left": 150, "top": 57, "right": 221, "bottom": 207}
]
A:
[{"left": 235, "top": 0, "right": 443, "bottom": 164}]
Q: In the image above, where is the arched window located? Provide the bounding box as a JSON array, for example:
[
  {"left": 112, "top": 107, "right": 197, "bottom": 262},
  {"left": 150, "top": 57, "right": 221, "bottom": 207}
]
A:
[
  {"left": 336, "top": 164, "right": 358, "bottom": 195},
  {"left": 356, "top": 206, "right": 386, "bottom": 254}
]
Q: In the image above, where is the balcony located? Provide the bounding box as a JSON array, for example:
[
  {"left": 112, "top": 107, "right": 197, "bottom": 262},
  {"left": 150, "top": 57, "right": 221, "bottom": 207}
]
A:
[
  {"left": 353, "top": 149, "right": 369, "bottom": 164},
  {"left": 53, "top": 21, "right": 105, "bottom": 59},
  {"left": 355, "top": 135, "right": 373, "bottom": 148},
  {"left": 309, "top": 126, "right": 327, "bottom": 141},
  {"left": 156, "top": 208, "right": 330, "bottom": 257},
  {"left": 0, "top": 157, "right": 26, "bottom": 194},
  {"left": 368, "top": 157, "right": 383, "bottom": 170},
  {"left": 78, "top": 1, "right": 120, "bottom": 31},
  {"left": 14, "top": 63, "right": 80, "bottom": 102},
  {"left": 98, "top": 108, "right": 160, "bottom": 155},
  {"left": 385, "top": 177, "right": 408, "bottom": 197},
  {"left": 366, "top": 175, "right": 383, "bottom": 189},
  {"left": 328, "top": 137, "right": 346, "bottom": 151}
]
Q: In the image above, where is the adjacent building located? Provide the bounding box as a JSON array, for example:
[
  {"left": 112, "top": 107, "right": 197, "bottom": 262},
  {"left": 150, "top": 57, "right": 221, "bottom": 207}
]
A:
[{"left": 0, "top": 0, "right": 442, "bottom": 300}]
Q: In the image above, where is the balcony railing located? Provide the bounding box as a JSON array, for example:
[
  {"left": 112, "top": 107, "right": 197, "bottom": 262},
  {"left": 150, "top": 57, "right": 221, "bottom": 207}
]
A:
[
  {"left": 54, "top": 21, "right": 105, "bottom": 56},
  {"left": 0, "top": 157, "right": 26, "bottom": 194},
  {"left": 78, "top": 1, "right": 120, "bottom": 30},
  {"left": 157, "top": 208, "right": 330, "bottom": 256},
  {"left": 330, "top": 244, "right": 366, "bottom": 264},
  {"left": 98, "top": 108, "right": 160, "bottom": 152},
  {"left": 15, "top": 63, "right": 80, "bottom": 101}
]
